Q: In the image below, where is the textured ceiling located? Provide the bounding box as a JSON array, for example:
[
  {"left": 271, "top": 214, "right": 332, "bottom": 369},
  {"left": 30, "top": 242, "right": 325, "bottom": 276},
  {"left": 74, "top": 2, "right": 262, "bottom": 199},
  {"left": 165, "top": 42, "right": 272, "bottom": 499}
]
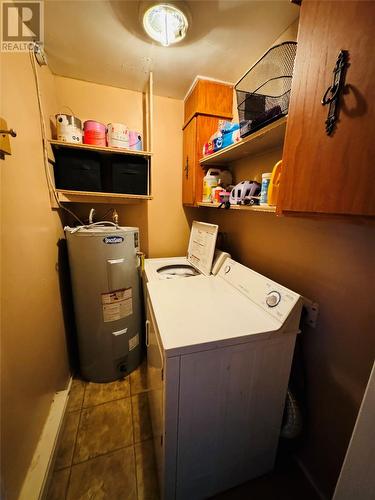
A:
[{"left": 45, "top": 0, "right": 299, "bottom": 98}]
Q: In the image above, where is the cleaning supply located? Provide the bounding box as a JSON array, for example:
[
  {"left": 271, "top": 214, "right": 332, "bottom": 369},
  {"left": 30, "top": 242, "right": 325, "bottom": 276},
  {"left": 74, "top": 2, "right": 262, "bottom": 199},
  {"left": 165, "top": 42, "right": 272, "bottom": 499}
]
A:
[
  {"left": 211, "top": 185, "right": 225, "bottom": 203},
  {"left": 221, "top": 122, "right": 241, "bottom": 148},
  {"left": 268, "top": 160, "right": 283, "bottom": 206},
  {"left": 83, "top": 120, "right": 106, "bottom": 146},
  {"left": 213, "top": 134, "right": 223, "bottom": 152},
  {"left": 56, "top": 114, "right": 82, "bottom": 143},
  {"left": 202, "top": 169, "right": 220, "bottom": 202},
  {"left": 107, "top": 123, "right": 129, "bottom": 148},
  {"left": 202, "top": 139, "right": 214, "bottom": 156},
  {"left": 259, "top": 172, "right": 272, "bottom": 205}
]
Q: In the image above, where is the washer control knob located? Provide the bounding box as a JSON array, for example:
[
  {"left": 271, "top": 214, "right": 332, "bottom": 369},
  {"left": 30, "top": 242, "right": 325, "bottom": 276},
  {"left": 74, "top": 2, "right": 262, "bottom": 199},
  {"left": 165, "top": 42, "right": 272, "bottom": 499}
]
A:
[{"left": 266, "top": 291, "right": 281, "bottom": 307}]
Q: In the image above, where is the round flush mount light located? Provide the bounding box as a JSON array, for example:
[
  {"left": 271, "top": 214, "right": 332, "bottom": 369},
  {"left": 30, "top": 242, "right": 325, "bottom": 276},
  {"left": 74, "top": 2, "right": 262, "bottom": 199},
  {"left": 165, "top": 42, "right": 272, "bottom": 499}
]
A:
[{"left": 142, "top": 3, "right": 189, "bottom": 47}]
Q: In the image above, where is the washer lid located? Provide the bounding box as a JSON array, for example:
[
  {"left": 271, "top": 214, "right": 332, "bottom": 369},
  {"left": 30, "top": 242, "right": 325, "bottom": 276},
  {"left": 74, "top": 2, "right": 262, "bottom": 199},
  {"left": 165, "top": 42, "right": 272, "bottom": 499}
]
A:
[
  {"left": 147, "top": 274, "right": 281, "bottom": 356},
  {"left": 187, "top": 221, "right": 218, "bottom": 276}
]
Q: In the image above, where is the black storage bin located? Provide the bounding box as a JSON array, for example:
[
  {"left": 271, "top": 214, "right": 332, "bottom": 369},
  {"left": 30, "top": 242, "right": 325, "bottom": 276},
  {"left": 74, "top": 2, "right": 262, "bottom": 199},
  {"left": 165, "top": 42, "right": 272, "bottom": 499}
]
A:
[
  {"left": 236, "top": 42, "right": 297, "bottom": 138},
  {"left": 54, "top": 150, "right": 102, "bottom": 192},
  {"left": 111, "top": 156, "right": 148, "bottom": 195}
]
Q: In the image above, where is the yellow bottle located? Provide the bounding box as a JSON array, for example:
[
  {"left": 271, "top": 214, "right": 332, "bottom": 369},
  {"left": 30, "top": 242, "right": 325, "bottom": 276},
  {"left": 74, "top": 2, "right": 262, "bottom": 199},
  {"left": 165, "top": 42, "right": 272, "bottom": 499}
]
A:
[{"left": 268, "top": 160, "right": 283, "bottom": 206}]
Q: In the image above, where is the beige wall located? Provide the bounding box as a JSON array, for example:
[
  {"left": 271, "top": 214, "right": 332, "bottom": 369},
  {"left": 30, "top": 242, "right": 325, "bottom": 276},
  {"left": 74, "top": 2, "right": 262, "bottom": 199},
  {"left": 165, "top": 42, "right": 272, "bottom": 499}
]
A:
[
  {"left": 0, "top": 54, "right": 70, "bottom": 499},
  {"left": 148, "top": 94, "right": 189, "bottom": 256},
  {"left": 0, "top": 64, "right": 188, "bottom": 498},
  {"left": 54, "top": 76, "right": 189, "bottom": 257},
  {"left": 197, "top": 143, "right": 375, "bottom": 497}
]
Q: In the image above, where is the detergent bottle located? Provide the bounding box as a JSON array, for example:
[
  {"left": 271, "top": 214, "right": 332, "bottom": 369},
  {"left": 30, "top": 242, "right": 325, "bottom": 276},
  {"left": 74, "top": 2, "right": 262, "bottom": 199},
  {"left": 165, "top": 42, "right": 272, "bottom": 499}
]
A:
[
  {"left": 202, "top": 169, "right": 220, "bottom": 202},
  {"left": 268, "top": 160, "right": 283, "bottom": 206}
]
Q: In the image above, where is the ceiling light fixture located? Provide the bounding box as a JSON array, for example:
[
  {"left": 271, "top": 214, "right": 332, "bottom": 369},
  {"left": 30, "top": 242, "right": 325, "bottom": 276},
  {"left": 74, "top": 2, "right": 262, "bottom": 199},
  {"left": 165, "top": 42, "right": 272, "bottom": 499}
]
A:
[{"left": 142, "top": 3, "right": 188, "bottom": 47}]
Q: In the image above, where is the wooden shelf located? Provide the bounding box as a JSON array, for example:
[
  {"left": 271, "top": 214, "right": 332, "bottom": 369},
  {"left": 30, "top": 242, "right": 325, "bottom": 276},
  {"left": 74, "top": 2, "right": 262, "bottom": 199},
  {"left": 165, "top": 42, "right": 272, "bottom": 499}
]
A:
[
  {"left": 49, "top": 140, "right": 152, "bottom": 158},
  {"left": 199, "top": 116, "right": 287, "bottom": 166},
  {"left": 56, "top": 190, "right": 152, "bottom": 204},
  {"left": 197, "top": 202, "right": 276, "bottom": 213}
]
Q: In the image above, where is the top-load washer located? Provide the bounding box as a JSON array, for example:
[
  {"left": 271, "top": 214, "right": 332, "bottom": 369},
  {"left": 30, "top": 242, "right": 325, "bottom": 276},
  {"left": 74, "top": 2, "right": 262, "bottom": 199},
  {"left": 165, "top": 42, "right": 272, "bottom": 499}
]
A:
[
  {"left": 145, "top": 257, "right": 304, "bottom": 500},
  {"left": 144, "top": 221, "right": 229, "bottom": 283}
]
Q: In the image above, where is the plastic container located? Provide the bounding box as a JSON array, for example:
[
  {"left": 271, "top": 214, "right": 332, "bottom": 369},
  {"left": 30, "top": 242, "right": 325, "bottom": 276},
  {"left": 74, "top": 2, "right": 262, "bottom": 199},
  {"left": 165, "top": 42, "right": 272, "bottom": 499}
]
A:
[
  {"left": 259, "top": 172, "right": 272, "bottom": 205},
  {"left": 83, "top": 120, "right": 106, "bottom": 146},
  {"left": 268, "top": 160, "right": 282, "bottom": 206},
  {"left": 222, "top": 125, "right": 240, "bottom": 148},
  {"left": 111, "top": 158, "right": 148, "bottom": 195},
  {"left": 55, "top": 114, "right": 82, "bottom": 144},
  {"left": 212, "top": 185, "right": 225, "bottom": 203},
  {"left": 129, "top": 131, "right": 142, "bottom": 151},
  {"left": 54, "top": 149, "right": 102, "bottom": 192},
  {"left": 202, "top": 169, "right": 220, "bottom": 202},
  {"left": 107, "top": 123, "right": 129, "bottom": 149}
]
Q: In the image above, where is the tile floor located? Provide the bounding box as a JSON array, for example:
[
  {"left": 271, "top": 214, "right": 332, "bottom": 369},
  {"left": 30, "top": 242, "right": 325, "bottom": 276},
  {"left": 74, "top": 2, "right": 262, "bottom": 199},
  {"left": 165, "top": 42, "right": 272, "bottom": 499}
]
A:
[
  {"left": 47, "top": 360, "right": 159, "bottom": 500},
  {"left": 47, "top": 359, "right": 318, "bottom": 500}
]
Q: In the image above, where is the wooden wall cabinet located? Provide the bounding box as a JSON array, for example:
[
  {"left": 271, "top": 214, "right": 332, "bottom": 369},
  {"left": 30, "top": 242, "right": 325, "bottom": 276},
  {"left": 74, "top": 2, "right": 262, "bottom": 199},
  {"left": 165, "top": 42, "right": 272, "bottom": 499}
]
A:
[
  {"left": 278, "top": 0, "right": 375, "bottom": 216},
  {"left": 183, "top": 79, "right": 233, "bottom": 207},
  {"left": 184, "top": 79, "right": 233, "bottom": 127},
  {"left": 182, "top": 115, "right": 221, "bottom": 206}
]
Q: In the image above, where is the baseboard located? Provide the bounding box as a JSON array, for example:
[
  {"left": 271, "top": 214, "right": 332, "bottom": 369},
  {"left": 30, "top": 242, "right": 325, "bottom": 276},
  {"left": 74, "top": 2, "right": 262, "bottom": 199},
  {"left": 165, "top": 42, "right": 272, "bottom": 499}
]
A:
[
  {"left": 293, "top": 454, "right": 328, "bottom": 500},
  {"left": 18, "top": 377, "right": 73, "bottom": 500}
]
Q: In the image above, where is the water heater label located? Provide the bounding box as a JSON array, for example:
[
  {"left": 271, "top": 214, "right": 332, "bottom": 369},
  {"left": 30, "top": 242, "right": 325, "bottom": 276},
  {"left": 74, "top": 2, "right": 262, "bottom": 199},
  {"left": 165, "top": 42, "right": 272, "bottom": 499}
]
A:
[
  {"left": 103, "top": 236, "right": 124, "bottom": 244},
  {"left": 101, "top": 288, "right": 132, "bottom": 322}
]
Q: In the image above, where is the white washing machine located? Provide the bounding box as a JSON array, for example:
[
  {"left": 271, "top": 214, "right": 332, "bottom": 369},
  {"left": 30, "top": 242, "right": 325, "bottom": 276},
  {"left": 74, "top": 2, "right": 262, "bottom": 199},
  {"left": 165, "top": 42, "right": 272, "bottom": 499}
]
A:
[
  {"left": 143, "top": 221, "right": 230, "bottom": 283},
  {"left": 145, "top": 258, "right": 304, "bottom": 500}
]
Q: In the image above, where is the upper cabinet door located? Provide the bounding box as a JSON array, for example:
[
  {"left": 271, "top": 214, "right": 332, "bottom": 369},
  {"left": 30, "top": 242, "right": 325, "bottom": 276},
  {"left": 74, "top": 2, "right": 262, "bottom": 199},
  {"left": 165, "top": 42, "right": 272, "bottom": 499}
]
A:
[{"left": 278, "top": 1, "right": 375, "bottom": 216}]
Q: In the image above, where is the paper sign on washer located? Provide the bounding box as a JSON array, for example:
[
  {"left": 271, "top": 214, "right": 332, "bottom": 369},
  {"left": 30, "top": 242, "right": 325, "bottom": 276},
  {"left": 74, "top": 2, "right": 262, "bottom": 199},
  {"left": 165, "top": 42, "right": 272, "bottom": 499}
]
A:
[{"left": 101, "top": 288, "right": 133, "bottom": 323}]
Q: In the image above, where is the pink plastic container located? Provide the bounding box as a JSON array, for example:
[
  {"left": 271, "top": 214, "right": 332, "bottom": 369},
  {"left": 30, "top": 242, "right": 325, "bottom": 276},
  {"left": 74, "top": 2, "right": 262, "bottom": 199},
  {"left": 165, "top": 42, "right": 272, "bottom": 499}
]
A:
[
  {"left": 83, "top": 120, "right": 106, "bottom": 146},
  {"left": 129, "top": 131, "right": 142, "bottom": 150}
]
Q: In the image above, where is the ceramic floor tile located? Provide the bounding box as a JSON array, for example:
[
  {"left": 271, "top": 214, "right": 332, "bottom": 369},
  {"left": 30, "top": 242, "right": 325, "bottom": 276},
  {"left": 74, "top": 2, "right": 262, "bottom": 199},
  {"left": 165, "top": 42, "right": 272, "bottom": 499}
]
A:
[
  {"left": 83, "top": 377, "right": 130, "bottom": 408},
  {"left": 68, "top": 446, "right": 137, "bottom": 500},
  {"left": 135, "top": 440, "right": 160, "bottom": 500},
  {"left": 67, "top": 378, "right": 85, "bottom": 412},
  {"left": 55, "top": 410, "right": 80, "bottom": 470},
  {"left": 46, "top": 467, "right": 70, "bottom": 500},
  {"left": 73, "top": 398, "right": 133, "bottom": 463},
  {"left": 130, "top": 359, "right": 148, "bottom": 395},
  {"left": 132, "top": 393, "right": 153, "bottom": 444}
]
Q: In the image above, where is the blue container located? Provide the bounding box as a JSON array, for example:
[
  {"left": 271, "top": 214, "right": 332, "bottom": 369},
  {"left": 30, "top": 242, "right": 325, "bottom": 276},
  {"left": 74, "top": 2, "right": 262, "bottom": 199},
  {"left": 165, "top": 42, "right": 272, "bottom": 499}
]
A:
[
  {"left": 221, "top": 123, "right": 240, "bottom": 149},
  {"left": 260, "top": 172, "right": 271, "bottom": 205},
  {"left": 213, "top": 135, "right": 223, "bottom": 152}
]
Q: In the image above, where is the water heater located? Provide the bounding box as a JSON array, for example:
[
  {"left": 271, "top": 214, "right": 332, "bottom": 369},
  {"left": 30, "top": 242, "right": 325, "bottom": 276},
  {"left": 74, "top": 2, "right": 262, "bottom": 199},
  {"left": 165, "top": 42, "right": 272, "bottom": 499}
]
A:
[{"left": 65, "top": 223, "right": 142, "bottom": 382}]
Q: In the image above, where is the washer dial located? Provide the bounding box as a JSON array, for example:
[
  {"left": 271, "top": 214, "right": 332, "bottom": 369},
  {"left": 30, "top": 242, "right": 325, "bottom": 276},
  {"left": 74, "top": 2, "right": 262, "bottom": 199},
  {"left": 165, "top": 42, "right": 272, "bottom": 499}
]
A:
[{"left": 266, "top": 291, "right": 281, "bottom": 307}]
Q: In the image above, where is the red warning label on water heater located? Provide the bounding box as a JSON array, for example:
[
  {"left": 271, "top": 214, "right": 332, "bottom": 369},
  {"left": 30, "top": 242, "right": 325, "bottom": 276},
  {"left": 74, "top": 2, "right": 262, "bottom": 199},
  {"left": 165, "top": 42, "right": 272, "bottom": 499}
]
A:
[{"left": 101, "top": 288, "right": 132, "bottom": 323}]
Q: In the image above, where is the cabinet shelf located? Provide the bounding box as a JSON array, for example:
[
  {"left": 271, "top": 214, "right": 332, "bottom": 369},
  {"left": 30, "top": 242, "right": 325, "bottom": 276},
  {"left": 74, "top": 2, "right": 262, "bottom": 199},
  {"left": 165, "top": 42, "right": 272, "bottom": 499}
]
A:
[
  {"left": 56, "top": 189, "right": 152, "bottom": 204},
  {"left": 49, "top": 140, "right": 152, "bottom": 158},
  {"left": 197, "top": 202, "right": 276, "bottom": 213},
  {"left": 199, "top": 116, "right": 287, "bottom": 167}
]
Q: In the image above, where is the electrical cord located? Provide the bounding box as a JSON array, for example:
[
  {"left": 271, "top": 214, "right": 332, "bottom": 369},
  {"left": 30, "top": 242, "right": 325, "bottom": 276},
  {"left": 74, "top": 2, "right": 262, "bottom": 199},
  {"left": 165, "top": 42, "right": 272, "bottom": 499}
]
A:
[
  {"left": 29, "top": 45, "right": 84, "bottom": 226},
  {"left": 69, "top": 221, "right": 119, "bottom": 234}
]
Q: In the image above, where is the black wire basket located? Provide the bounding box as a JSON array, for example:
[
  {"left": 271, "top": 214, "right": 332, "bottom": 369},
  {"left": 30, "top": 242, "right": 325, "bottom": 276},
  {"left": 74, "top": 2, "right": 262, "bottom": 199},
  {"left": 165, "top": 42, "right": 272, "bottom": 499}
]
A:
[{"left": 235, "top": 41, "right": 297, "bottom": 138}]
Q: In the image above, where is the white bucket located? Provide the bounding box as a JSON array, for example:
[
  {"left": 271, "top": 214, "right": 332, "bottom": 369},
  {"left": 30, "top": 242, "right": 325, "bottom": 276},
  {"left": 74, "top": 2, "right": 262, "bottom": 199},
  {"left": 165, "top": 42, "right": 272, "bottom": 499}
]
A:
[
  {"left": 107, "top": 123, "right": 129, "bottom": 149},
  {"left": 56, "top": 114, "right": 82, "bottom": 143}
]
